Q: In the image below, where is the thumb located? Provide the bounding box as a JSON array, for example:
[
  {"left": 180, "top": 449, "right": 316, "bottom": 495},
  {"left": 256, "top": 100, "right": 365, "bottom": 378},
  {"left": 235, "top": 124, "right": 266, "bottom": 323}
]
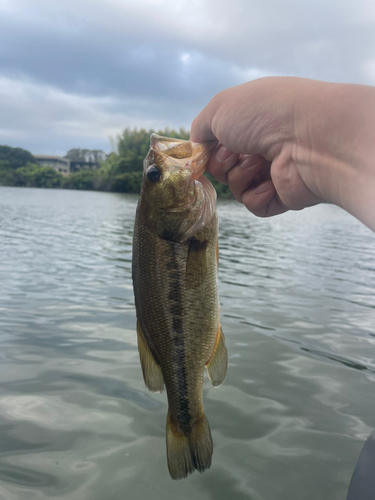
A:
[{"left": 190, "top": 100, "right": 218, "bottom": 143}]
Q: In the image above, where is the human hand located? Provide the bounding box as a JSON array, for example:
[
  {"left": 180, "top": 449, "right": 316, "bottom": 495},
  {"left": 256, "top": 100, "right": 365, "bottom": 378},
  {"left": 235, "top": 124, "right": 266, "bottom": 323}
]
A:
[{"left": 190, "top": 77, "right": 375, "bottom": 229}]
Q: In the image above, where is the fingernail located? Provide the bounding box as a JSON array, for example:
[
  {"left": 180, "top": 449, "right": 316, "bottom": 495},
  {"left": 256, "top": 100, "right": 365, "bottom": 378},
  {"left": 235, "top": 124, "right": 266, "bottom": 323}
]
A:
[
  {"left": 253, "top": 180, "right": 273, "bottom": 195},
  {"left": 215, "top": 146, "right": 234, "bottom": 162}
]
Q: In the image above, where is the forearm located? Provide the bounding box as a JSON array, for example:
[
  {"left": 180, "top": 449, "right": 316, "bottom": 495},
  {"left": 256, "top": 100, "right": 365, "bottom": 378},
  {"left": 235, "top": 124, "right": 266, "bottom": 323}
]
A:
[{"left": 293, "top": 81, "right": 375, "bottom": 231}]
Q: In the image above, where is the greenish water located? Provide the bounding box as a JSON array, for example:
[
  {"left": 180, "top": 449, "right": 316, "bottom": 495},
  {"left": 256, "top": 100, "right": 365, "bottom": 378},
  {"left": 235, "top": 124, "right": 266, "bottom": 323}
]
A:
[{"left": 0, "top": 186, "right": 374, "bottom": 500}]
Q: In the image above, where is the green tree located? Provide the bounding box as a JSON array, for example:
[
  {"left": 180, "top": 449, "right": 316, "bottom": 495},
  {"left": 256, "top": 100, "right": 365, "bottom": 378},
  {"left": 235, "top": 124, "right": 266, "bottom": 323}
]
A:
[
  {"left": 0, "top": 146, "right": 35, "bottom": 169},
  {"left": 0, "top": 128, "right": 232, "bottom": 198},
  {"left": 109, "top": 127, "right": 190, "bottom": 177},
  {"left": 64, "top": 148, "right": 107, "bottom": 163}
]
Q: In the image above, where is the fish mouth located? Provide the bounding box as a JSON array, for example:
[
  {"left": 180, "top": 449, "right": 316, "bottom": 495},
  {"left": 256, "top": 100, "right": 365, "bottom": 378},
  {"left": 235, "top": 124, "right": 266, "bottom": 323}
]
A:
[
  {"left": 187, "top": 141, "right": 217, "bottom": 181},
  {"left": 162, "top": 154, "right": 214, "bottom": 213}
]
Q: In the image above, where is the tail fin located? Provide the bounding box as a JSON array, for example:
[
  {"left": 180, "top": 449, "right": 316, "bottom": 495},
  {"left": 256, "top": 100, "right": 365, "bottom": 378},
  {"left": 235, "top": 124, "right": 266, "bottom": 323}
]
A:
[{"left": 166, "top": 413, "right": 213, "bottom": 480}]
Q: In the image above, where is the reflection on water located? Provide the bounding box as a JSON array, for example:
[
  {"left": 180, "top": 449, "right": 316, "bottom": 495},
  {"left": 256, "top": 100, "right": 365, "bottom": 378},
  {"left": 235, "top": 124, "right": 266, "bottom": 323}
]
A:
[{"left": 0, "top": 186, "right": 374, "bottom": 500}]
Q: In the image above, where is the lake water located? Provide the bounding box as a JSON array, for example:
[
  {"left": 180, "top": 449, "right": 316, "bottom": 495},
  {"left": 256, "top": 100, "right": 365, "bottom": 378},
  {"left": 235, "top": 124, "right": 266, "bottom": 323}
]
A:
[{"left": 0, "top": 186, "right": 374, "bottom": 500}]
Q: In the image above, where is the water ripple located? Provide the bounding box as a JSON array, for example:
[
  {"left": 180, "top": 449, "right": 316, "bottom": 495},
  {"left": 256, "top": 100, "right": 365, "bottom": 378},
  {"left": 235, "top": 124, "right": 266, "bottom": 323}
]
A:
[{"left": 0, "top": 188, "right": 374, "bottom": 499}]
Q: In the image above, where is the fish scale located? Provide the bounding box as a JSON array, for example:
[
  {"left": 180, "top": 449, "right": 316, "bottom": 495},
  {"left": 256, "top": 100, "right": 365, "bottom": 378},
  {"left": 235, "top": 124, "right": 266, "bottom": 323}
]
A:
[{"left": 132, "top": 134, "right": 228, "bottom": 479}]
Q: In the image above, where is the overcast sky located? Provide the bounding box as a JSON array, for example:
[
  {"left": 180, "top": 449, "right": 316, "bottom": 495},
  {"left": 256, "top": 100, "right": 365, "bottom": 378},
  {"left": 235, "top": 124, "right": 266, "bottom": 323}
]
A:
[{"left": 0, "top": 0, "right": 374, "bottom": 156}]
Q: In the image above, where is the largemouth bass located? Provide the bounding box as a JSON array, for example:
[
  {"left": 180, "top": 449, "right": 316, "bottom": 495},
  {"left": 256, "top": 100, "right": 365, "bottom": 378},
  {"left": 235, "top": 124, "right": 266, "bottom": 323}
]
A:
[{"left": 132, "top": 134, "right": 228, "bottom": 480}]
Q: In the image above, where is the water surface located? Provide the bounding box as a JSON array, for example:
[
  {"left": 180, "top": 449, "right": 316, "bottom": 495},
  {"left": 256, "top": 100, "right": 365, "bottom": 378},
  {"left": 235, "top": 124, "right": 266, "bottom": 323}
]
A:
[{"left": 0, "top": 186, "right": 374, "bottom": 500}]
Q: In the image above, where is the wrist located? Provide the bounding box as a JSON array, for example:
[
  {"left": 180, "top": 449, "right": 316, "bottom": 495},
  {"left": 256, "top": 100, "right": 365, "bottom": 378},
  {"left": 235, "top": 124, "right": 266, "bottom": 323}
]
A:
[{"left": 294, "top": 81, "right": 375, "bottom": 230}]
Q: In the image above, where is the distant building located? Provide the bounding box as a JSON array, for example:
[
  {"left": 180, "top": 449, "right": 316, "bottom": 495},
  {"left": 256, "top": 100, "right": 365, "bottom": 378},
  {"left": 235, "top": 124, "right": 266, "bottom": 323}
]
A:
[
  {"left": 33, "top": 155, "right": 70, "bottom": 175},
  {"left": 69, "top": 160, "right": 99, "bottom": 172}
]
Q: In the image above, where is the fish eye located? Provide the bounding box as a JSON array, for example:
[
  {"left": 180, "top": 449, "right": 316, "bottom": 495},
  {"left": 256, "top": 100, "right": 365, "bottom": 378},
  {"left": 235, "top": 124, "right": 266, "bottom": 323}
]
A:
[{"left": 147, "top": 165, "right": 161, "bottom": 183}]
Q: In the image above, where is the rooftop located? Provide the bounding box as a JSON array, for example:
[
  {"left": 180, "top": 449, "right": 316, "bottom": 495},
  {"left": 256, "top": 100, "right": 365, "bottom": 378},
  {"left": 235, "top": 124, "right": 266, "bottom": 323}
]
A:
[{"left": 33, "top": 154, "right": 70, "bottom": 161}]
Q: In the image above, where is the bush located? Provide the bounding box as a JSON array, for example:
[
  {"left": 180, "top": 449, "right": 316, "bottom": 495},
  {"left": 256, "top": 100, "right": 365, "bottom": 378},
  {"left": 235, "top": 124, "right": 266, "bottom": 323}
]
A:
[
  {"left": 32, "top": 166, "right": 63, "bottom": 188},
  {"left": 0, "top": 168, "right": 18, "bottom": 186},
  {"left": 111, "top": 171, "right": 143, "bottom": 193},
  {"left": 0, "top": 163, "right": 63, "bottom": 188},
  {"left": 15, "top": 164, "right": 63, "bottom": 188},
  {"left": 62, "top": 170, "right": 98, "bottom": 190}
]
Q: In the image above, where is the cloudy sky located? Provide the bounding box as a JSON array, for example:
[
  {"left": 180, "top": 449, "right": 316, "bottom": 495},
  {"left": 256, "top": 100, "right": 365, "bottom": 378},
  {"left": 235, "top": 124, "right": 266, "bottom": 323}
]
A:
[{"left": 0, "top": 0, "right": 374, "bottom": 156}]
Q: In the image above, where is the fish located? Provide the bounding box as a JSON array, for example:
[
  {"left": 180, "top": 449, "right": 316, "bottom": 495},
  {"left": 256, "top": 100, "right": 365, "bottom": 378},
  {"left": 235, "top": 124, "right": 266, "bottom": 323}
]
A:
[{"left": 132, "top": 134, "right": 228, "bottom": 480}]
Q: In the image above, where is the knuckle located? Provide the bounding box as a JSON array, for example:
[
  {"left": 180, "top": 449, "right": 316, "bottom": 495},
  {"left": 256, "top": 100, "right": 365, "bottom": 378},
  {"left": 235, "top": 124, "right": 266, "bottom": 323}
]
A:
[{"left": 211, "top": 88, "right": 229, "bottom": 106}]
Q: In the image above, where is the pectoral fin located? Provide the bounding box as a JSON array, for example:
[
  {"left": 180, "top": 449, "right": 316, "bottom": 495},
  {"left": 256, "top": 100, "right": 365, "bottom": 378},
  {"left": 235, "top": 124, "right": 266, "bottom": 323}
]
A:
[
  {"left": 137, "top": 320, "right": 164, "bottom": 393},
  {"left": 206, "top": 324, "right": 228, "bottom": 387}
]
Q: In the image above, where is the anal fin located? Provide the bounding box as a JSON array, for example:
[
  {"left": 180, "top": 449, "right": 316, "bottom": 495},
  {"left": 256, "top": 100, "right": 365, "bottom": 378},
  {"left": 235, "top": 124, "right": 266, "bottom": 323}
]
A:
[
  {"left": 206, "top": 324, "right": 228, "bottom": 387},
  {"left": 137, "top": 320, "right": 164, "bottom": 393}
]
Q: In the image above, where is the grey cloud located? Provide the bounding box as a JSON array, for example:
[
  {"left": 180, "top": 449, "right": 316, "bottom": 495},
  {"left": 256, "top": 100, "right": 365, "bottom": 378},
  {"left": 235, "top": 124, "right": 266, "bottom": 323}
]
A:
[
  {"left": 0, "top": 0, "right": 374, "bottom": 154},
  {"left": 2, "top": 0, "right": 374, "bottom": 99},
  {"left": 0, "top": 20, "right": 248, "bottom": 103}
]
